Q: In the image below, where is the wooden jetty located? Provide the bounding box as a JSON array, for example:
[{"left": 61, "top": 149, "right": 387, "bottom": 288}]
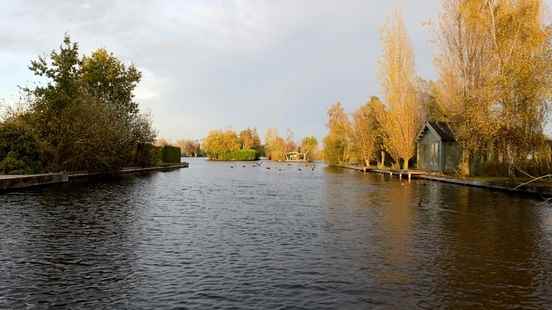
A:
[
  {"left": 336, "top": 164, "right": 552, "bottom": 197},
  {"left": 338, "top": 165, "right": 425, "bottom": 182}
]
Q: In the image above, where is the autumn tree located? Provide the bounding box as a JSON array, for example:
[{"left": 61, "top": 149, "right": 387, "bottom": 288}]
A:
[
  {"left": 378, "top": 12, "right": 422, "bottom": 169},
  {"left": 176, "top": 139, "right": 201, "bottom": 157},
  {"left": 323, "top": 102, "right": 352, "bottom": 165},
  {"left": 489, "top": 0, "right": 552, "bottom": 175},
  {"left": 300, "top": 136, "right": 319, "bottom": 161},
  {"left": 435, "top": 0, "right": 552, "bottom": 176},
  {"left": 202, "top": 129, "right": 240, "bottom": 160},
  {"left": 239, "top": 128, "right": 261, "bottom": 152},
  {"left": 351, "top": 97, "right": 386, "bottom": 167},
  {"left": 265, "top": 128, "right": 287, "bottom": 161},
  {"left": 155, "top": 138, "right": 171, "bottom": 146},
  {"left": 285, "top": 129, "right": 297, "bottom": 154}
]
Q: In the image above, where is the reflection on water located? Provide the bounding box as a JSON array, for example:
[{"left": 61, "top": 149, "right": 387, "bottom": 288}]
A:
[{"left": 1, "top": 159, "right": 551, "bottom": 309}]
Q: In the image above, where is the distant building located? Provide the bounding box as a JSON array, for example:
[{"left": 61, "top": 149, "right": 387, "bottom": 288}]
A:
[
  {"left": 416, "top": 121, "right": 460, "bottom": 173},
  {"left": 285, "top": 151, "right": 307, "bottom": 162}
]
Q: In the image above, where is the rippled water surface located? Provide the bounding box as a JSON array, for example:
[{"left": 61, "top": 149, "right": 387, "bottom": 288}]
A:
[{"left": 1, "top": 158, "right": 552, "bottom": 309}]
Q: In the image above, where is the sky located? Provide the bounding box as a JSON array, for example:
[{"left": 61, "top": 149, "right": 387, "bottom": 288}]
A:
[{"left": 1, "top": 1, "right": 550, "bottom": 141}]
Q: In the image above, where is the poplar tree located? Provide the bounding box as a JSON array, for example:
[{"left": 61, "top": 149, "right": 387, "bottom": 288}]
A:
[{"left": 378, "top": 12, "right": 422, "bottom": 170}]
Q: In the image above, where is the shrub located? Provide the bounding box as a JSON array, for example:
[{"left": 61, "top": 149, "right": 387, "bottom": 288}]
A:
[
  {"left": 160, "top": 145, "right": 181, "bottom": 164},
  {"left": 209, "top": 149, "right": 258, "bottom": 161},
  {"left": 0, "top": 121, "right": 42, "bottom": 174},
  {"left": 134, "top": 143, "right": 161, "bottom": 167}
]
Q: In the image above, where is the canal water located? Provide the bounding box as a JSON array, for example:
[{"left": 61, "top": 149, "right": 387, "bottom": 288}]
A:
[{"left": 1, "top": 158, "right": 551, "bottom": 309}]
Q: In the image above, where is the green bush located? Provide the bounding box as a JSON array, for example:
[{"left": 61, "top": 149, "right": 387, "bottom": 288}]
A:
[
  {"left": 0, "top": 121, "right": 42, "bottom": 174},
  {"left": 160, "top": 145, "right": 181, "bottom": 164},
  {"left": 0, "top": 153, "right": 29, "bottom": 175},
  {"left": 209, "top": 149, "right": 258, "bottom": 161},
  {"left": 134, "top": 143, "right": 161, "bottom": 167}
]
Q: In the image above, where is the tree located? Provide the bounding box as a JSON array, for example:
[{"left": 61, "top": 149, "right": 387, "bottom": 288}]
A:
[
  {"left": 265, "top": 128, "right": 287, "bottom": 161},
  {"left": 176, "top": 139, "right": 201, "bottom": 157},
  {"left": 202, "top": 129, "right": 240, "bottom": 160},
  {"left": 81, "top": 48, "right": 142, "bottom": 117},
  {"left": 378, "top": 12, "right": 422, "bottom": 170},
  {"left": 284, "top": 129, "right": 297, "bottom": 154},
  {"left": 155, "top": 138, "right": 171, "bottom": 146},
  {"left": 352, "top": 97, "right": 384, "bottom": 167},
  {"left": 0, "top": 116, "right": 42, "bottom": 174},
  {"left": 23, "top": 35, "right": 156, "bottom": 172},
  {"left": 300, "top": 136, "right": 318, "bottom": 161},
  {"left": 323, "top": 102, "right": 351, "bottom": 165},
  {"left": 239, "top": 128, "right": 261, "bottom": 152},
  {"left": 434, "top": 0, "right": 552, "bottom": 176},
  {"left": 488, "top": 0, "right": 552, "bottom": 175}
]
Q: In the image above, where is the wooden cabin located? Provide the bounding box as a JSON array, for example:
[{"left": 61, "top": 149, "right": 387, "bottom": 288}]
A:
[{"left": 416, "top": 121, "right": 460, "bottom": 173}]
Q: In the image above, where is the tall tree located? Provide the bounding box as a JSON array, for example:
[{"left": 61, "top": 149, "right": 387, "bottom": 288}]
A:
[
  {"left": 489, "top": 0, "right": 552, "bottom": 174},
  {"left": 176, "top": 139, "right": 201, "bottom": 157},
  {"left": 265, "top": 128, "right": 286, "bottom": 161},
  {"left": 378, "top": 12, "right": 422, "bottom": 169},
  {"left": 351, "top": 97, "right": 385, "bottom": 167},
  {"left": 435, "top": 0, "right": 552, "bottom": 176},
  {"left": 25, "top": 35, "right": 155, "bottom": 172},
  {"left": 323, "top": 102, "right": 351, "bottom": 165},
  {"left": 239, "top": 128, "right": 261, "bottom": 151},
  {"left": 300, "top": 136, "right": 319, "bottom": 161}
]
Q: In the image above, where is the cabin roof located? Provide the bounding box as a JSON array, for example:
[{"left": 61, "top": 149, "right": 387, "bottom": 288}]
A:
[{"left": 417, "top": 121, "right": 456, "bottom": 143}]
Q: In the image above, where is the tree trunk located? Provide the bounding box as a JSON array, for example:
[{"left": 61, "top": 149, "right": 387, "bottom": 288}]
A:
[
  {"left": 402, "top": 158, "right": 409, "bottom": 170},
  {"left": 380, "top": 151, "right": 385, "bottom": 168},
  {"left": 459, "top": 150, "right": 471, "bottom": 177}
]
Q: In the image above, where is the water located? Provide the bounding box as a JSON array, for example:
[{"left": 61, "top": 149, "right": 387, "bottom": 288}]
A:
[{"left": 1, "top": 158, "right": 552, "bottom": 309}]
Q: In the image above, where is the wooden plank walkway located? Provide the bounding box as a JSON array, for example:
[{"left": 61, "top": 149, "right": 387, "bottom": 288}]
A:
[
  {"left": 338, "top": 165, "right": 425, "bottom": 182},
  {"left": 336, "top": 164, "right": 552, "bottom": 197}
]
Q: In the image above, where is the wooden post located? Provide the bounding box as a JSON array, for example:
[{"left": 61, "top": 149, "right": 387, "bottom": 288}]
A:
[
  {"left": 399, "top": 173, "right": 402, "bottom": 181},
  {"left": 408, "top": 173, "right": 411, "bottom": 183}
]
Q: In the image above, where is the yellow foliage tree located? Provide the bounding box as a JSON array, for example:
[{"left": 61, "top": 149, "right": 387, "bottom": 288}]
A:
[
  {"left": 435, "top": 0, "right": 552, "bottom": 176},
  {"left": 265, "top": 128, "right": 286, "bottom": 161},
  {"left": 323, "top": 102, "right": 352, "bottom": 165},
  {"left": 378, "top": 12, "right": 422, "bottom": 170},
  {"left": 202, "top": 129, "right": 240, "bottom": 160}
]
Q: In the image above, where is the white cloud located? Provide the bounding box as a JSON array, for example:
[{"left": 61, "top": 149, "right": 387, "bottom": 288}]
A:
[{"left": 3, "top": 0, "right": 548, "bottom": 140}]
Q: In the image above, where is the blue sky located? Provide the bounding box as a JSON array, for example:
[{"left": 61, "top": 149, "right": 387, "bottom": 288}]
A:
[{"left": 1, "top": 1, "right": 550, "bottom": 141}]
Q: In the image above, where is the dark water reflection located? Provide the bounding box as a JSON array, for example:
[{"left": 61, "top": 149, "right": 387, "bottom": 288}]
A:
[{"left": 1, "top": 159, "right": 551, "bottom": 309}]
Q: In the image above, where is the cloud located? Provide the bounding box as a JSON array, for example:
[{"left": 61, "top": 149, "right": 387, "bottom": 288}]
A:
[{"left": 6, "top": 0, "right": 542, "bottom": 141}]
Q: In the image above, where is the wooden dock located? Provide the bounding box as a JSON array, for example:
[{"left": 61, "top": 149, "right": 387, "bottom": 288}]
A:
[
  {"left": 338, "top": 165, "right": 425, "bottom": 182},
  {"left": 336, "top": 164, "right": 552, "bottom": 197}
]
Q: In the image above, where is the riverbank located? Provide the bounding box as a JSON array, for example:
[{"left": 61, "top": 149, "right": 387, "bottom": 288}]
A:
[
  {"left": 0, "top": 163, "right": 189, "bottom": 191},
  {"left": 336, "top": 164, "right": 552, "bottom": 197}
]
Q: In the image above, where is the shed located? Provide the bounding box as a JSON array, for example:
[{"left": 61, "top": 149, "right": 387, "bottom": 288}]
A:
[{"left": 416, "top": 121, "right": 460, "bottom": 173}]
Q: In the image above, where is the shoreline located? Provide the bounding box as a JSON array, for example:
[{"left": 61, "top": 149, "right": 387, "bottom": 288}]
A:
[
  {"left": 0, "top": 163, "right": 189, "bottom": 192},
  {"left": 335, "top": 164, "right": 551, "bottom": 198}
]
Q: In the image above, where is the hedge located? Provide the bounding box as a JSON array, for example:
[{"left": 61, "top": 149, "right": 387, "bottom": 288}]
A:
[
  {"left": 134, "top": 143, "right": 161, "bottom": 167},
  {"left": 208, "top": 149, "right": 258, "bottom": 161},
  {"left": 161, "top": 145, "right": 182, "bottom": 164}
]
